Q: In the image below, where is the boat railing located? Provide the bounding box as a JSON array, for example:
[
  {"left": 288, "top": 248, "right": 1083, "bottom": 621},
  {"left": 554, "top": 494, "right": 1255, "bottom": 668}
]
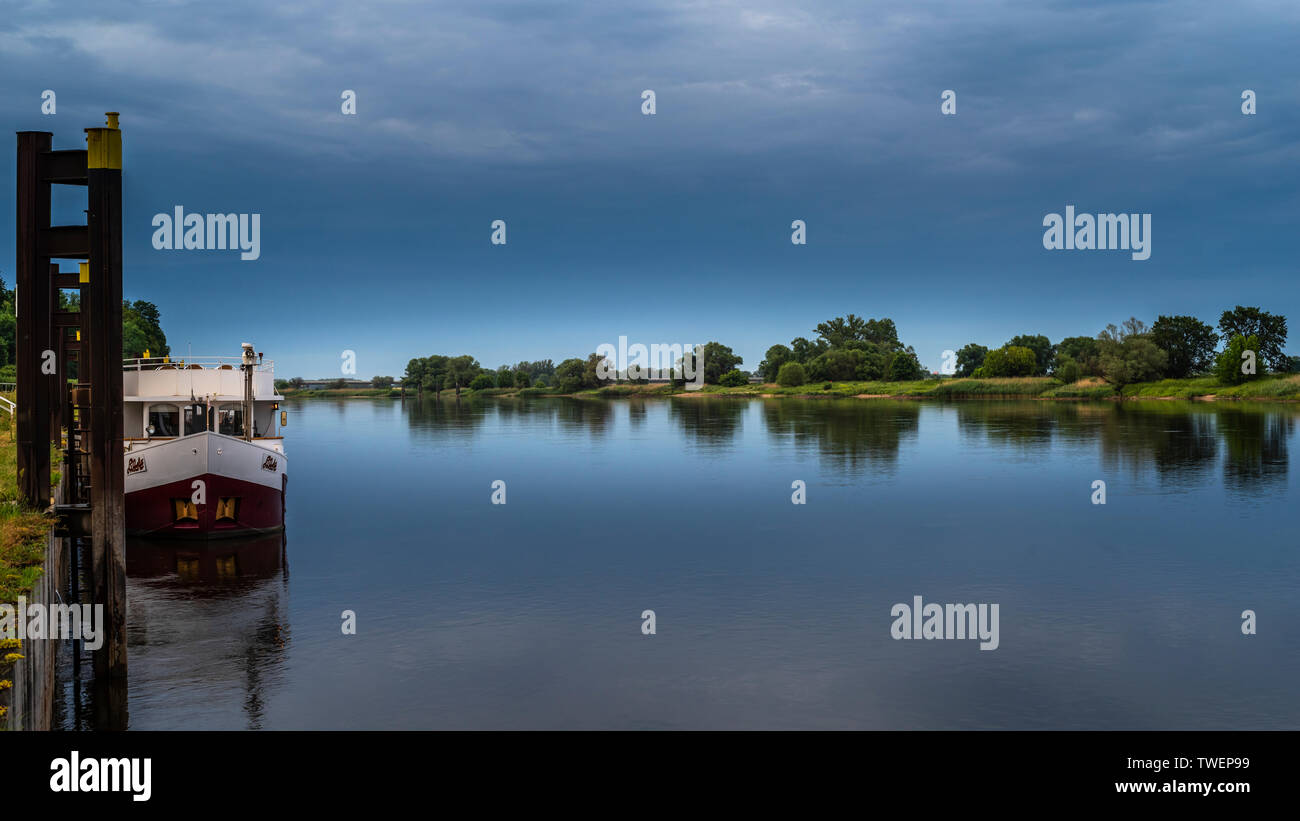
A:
[{"left": 122, "top": 356, "right": 275, "bottom": 372}]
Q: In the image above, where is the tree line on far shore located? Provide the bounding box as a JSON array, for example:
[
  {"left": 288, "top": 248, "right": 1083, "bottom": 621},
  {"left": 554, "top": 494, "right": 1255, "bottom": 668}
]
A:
[
  {"left": 280, "top": 305, "right": 1293, "bottom": 396},
  {"left": 947, "top": 306, "right": 1292, "bottom": 389}
]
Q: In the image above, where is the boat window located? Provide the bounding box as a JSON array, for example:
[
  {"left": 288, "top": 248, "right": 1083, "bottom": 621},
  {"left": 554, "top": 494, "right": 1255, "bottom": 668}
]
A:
[
  {"left": 148, "top": 405, "right": 180, "bottom": 437},
  {"left": 217, "top": 406, "right": 244, "bottom": 436},
  {"left": 184, "top": 404, "right": 207, "bottom": 435}
]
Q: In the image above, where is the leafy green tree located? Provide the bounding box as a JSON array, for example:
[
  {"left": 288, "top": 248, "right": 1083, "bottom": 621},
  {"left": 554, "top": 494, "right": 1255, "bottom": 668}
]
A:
[
  {"left": 1054, "top": 336, "right": 1101, "bottom": 376},
  {"left": 808, "top": 348, "right": 866, "bottom": 381},
  {"left": 759, "top": 344, "right": 793, "bottom": 381},
  {"left": 404, "top": 358, "right": 425, "bottom": 392},
  {"left": 1218, "top": 306, "right": 1288, "bottom": 372},
  {"left": 1055, "top": 357, "right": 1082, "bottom": 384},
  {"left": 979, "top": 345, "right": 1037, "bottom": 377},
  {"left": 814, "top": 314, "right": 900, "bottom": 349},
  {"left": 582, "top": 352, "right": 610, "bottom": 387},
  {"left": 679, "top": 342, "right": 741, "bottom": 384},
  {"left": 1150, "top": 315, "right": 1218, "bottom": 378},
  {"left": 122, "top": 300, "right": 170, "bottom": 358},
  {"left": 789, "top": 336, "right": 828, "bottom": 363},
  {"left": 423, "top": 355, "right": 449, "bottom": 397},
  {"left": 554, "top": 357, "right": 587, "bottom": 393},
  {"left": 513, "top": 370, "right": 532, "bottom": 388},
  {"left": 469, "top": 373, "right": 495, "bottom": 390},
  {"left": 719, "top": 369, "right": 748, "bottom": 387},
  {"left": 0, "top": 277, "right": 15, "bottom": 367},
  {"left": 776, "top": 361, "right": 807, "bottom": 387},
  {"left": 955, "top": 343, "right": 988, "bottom": 377},
  {"left": 1214, "top": 334, "right": 1262, "bottom": 385},
  {"left": 371, "top": 375, "right": 394, "bottom": 389},
  {"left": 853, "top": 347, "right": 889, "bottom": 380},
  {"left": 444, "top": 355, "right": 479, "bottom": 396},
  {"left": 886, "top": 349, "right": 924, "bottom": 381},
  {"left": 1006, "top": 334, "right": 1053, "bottom": 376},
  {"left": 701, "top": 342, "right": 742, "bottom": 384},
  {"left": 495, "top": 367, "right": 515, "bottom": 388},
  {"left": 514, "top": 359, "right": 555, "bottom": 380},
  {"left": 1099, "top": 335, "right": 1167, "bottom": 389}
]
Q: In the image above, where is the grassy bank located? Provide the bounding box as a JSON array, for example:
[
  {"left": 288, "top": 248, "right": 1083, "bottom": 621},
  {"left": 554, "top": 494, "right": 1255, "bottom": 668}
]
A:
[
  {"left": 0, "top": 416, "right": 52, "bottom": 604},
  {"left": 0, "top": 406, "right": 56, "bottom": 728}
]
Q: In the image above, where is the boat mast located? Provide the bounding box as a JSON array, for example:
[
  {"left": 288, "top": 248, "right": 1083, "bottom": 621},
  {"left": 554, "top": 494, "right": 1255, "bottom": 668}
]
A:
[{"left": 241, "top": 342, "right": 255, "bottom": 441}]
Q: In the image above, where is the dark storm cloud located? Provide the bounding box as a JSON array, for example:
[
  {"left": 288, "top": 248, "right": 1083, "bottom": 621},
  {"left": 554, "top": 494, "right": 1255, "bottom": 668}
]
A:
[{"left": 2, "top": 0, "right": 1296, "bottom": 376}]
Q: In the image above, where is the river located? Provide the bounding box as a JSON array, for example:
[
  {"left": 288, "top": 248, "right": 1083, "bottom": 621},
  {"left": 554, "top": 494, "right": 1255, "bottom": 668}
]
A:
[{"left": 57, "top": 396, "right": 1300, "bottom": 729}]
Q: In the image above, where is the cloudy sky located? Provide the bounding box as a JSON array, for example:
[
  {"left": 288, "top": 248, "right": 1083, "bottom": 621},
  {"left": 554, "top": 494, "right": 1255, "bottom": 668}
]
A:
[{"left": 2, "top": 0, "right": 1297, "bottom": 377}]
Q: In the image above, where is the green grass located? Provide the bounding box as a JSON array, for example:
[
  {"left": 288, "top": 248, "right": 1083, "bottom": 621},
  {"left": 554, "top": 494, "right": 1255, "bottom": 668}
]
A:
[
  {"left": 927, "top": 377, "right": 1056, "bottom": 398},
  {"left": 0, "top": 417, "right": 53, "bottom": 604},
  {"left": 1041, "top": 380, "right": 1117, "bottom": 399},
  {"left": 1121, "top": 373, "right": 1300, "bottom": 400}
]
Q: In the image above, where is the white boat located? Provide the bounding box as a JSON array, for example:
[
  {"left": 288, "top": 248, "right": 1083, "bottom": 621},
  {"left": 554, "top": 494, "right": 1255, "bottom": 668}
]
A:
[{"left": 123, "top": 344, "right": 287, "bottom": 537}]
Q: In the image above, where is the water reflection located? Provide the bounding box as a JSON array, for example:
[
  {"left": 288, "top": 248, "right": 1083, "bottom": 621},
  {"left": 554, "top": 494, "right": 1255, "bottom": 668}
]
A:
[
  {"left": 669, "top": 397, "right": 747, "bottom": 450},
  {"left": 762, "top": 399, "right": 921, "bottom": 475},
  {"left": 951, "top": 400, "right": 1292, "bottom": 497},
  {"left": 956, "top": 401, "right": 1070, "bottom": 450},
  {"left": 403, "top": 394, "right": 488, "bottom": 439},
  {"left": 123, "top": 533, "right": 289, "bottom": 729},
  {"left": 395, "top": 395, "right": 1293, "bottom": 496},
  {"left": 1216, "top": 406, "right": 1291, "bottom": 492}
]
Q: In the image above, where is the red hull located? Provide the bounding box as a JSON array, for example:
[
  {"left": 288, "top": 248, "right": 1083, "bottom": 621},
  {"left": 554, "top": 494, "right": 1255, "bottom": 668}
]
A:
[{"left": 126, "top": 472, "right": 286, "bottom": 538}]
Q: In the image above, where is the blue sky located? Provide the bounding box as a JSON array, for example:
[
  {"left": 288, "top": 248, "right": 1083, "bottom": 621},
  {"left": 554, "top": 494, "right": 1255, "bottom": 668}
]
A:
[{"left": 2, "top": 0, "right": 1298, "bottom": 377}]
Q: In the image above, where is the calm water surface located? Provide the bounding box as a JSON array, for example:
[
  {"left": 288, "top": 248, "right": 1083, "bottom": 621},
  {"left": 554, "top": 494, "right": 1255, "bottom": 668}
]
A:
[{"left": 66, "top": 397, "right": 1300, "bottom": 729}]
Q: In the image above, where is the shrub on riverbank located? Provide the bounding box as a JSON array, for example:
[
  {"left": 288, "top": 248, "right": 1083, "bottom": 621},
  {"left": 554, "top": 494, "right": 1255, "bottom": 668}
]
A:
[{"left": 776, "top": 362, "right": 807, "bottom": 387}]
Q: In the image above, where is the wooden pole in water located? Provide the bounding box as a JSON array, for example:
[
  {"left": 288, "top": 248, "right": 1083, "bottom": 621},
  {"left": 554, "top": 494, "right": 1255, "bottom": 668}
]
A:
[{"left": 85, "top": 113, "right": 126, "bottom": 679}]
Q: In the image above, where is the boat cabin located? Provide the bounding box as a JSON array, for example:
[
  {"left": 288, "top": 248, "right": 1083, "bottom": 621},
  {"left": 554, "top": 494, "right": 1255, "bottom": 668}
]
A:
[{"left": 123, "top": 355, "right": 285, "bottom": 446}]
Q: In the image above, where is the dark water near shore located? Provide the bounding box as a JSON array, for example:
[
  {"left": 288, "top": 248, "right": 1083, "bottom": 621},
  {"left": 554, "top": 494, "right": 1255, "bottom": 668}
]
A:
[{"left": 60, "top": 397, "right": 1300, "bottom": 729}]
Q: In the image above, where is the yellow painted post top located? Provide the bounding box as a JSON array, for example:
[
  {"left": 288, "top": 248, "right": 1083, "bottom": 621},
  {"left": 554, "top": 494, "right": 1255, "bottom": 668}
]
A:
[
  {"left": 85, "top": 112, "right": 121, "bottom": 169},
  {"left": 78, "top": 261, "right": 90, "bottom": 283}
]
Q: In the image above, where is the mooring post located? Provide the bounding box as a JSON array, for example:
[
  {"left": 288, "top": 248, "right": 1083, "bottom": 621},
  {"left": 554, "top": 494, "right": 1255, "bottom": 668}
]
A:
[
  {"left": 85, "top": 114, "right": 127, "bottom": 679},
  {"left": 15, "top": 131, "right": 53, "bottom": 506}
]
